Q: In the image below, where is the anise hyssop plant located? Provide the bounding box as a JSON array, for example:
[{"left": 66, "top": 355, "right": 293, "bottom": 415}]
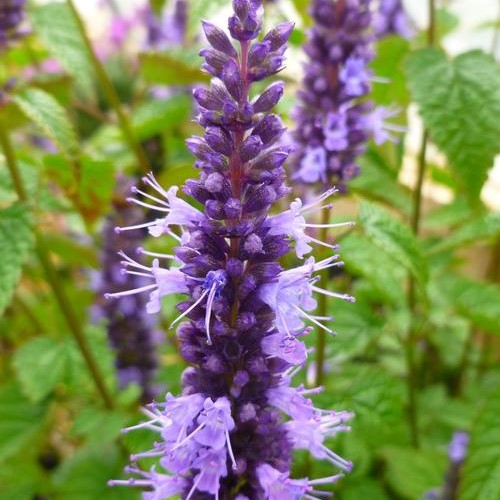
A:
[{"left": 108, "top": 1, "right": 353, "bottom": 498}]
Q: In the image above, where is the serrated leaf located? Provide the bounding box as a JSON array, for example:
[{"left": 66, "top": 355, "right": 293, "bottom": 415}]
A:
[
  {"left": 12, "top": 337, "right": 72, "bottom": 403},
  {"left": 341, "top": 233, "right": 406, "bottom": 305},
  {"left": 351, "top": 154, "right": 411, "bottom": 214},
  {"left": 13, "top": 89, "right": 79, "bottom": 161},
  {"left": 0, "top": 203, "right": 34, "bottom": 316},
  {"left": 406, "top": 49, "right": 500, "bottom": 202},
  {"left": 0, "top": 382, "right": 48, "bottom": 462},
  {"left": 54, "top": 445, "right": 137, "bottom": 500},
  {"left": 430, "top": 211, "right": 500, "bottom": 253},
  {"left": 30, "top": 3, "right": 95, "bottom": 100},
  {"left": 139, "top": 51, "right": 209, "bottom": 86},
  {"left": 132, "top": 94, "right": 191, "bottom": 140},
  {"left": 71, "top": 407, "right": 129, "bottom": 446},
  {"left": 382, "top": 446, "right": 447, "bottom": 500},
  {"left": 359, "top": 202, "right": 428, "bottom": 285},
  {"left": 448, "top": 276, "right": 500, "bottom": 334},
  {"left": 460, "top": 391, "right": 500, "bottom": 500}
]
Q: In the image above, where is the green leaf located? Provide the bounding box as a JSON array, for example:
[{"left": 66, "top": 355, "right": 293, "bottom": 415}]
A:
[
  {"left": 406, "top": 49, "right": 500, "bottom": 202},
  {"left": 430, "top": 211, "right": 500, "bottom": 253},
  {"left": 132, "top": 94, "right": 191, "bottom": 140},
  {"left": 448, "top": 276, "right": 500, "bottom": 334},
  {"left": 341, "top": 233, "right": 406, "bottom": 305},
  {"left": 382, "top": 446, "right": 447, "bottom": 500},
  {"left": 359, "top": 202, "right": 428, "bottom": 286},
  {"left": 0, "top": 203, "right": 34, "bottom": 316},
  {"left": 12, "top": 337, "right": 72, "bottom": 403},
  {"left": 30, "top": 3, "right": 95, "bottom": 99},
  {"left": 0, "top": 453, "right": 47, "bottom": 500},
  {"left": 139, "top": 51, "right": 209, "bottom": 86},
  {"left": 0, "top": 382, "right": 48, "bottom": 462},
  {"left": 71, "top": 407, "right": 129, "bottom": 446},
  {"left": 460, "top": 391, "right": 500, "bottom": 500},
  {"left": 371, "top": 37, "right": 410, "bottom": 106},
  {"left": 13, "top": 88, "right": 79, "bottom": 161},
  {"left": 351, "top": 154, "right": 411, "bottom": 215},
  {"left": 54, "top": 444, "right": 137, "bottom": 500}
]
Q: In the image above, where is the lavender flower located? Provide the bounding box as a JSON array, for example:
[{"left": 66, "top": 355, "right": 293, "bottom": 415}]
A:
[
  {"left": 291, "top": 0, "right": 398, "bottom": 189},
  {"left": 426, "top": 431, "right": 470, "bottom": 500},
  {"left": 108, "top": 1, "right": 353, "bottom": 497},
  {"left": 374, "top": 0, "right": 413, "bottom": 39},
  {"left": 0, "top": 0, "right": 26, "bottom": 49},
  {"left": 92, "top": 177, "right": 159, "bottom": 403},
  {"left": 145, "top": 0, "right": 187, "bottom": 50}
]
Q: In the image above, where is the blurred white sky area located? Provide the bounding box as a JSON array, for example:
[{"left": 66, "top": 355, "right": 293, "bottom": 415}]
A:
[{"left": 68, "top": 0, "right": 500, "bottom": 207}]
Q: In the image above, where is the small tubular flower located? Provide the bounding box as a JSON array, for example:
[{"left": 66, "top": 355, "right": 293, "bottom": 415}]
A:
[{"left": 109, "top": 1, "right": 353, "bottom": 497}]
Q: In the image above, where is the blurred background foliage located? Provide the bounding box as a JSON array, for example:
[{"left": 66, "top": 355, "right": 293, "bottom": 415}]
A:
[{"left": 0, "top": 0, "right": 499, "bottom": 499}]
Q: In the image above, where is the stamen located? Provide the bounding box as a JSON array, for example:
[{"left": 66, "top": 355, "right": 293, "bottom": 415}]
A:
[
  {"left": 105, "top": 284, "right": 156, "bottom": 299},
  {"left": 169, "top": 289, "right": 210, "bottom": 330},
  {"left": 311, "top": 285, "right": 356, "bottom": 302},
  {"left": 137, "top": 247, "right": 175, "bottom": 259},
  {"left": 126, "top": 197, "right": 170, "bottom": 212},
  {"left": 131, "top": 186, "right": 170, "bottom": 207}
]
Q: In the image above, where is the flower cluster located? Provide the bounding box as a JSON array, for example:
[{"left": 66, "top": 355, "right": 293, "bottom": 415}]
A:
[
  {"left": 374, "top": 0, "right": 413, "bottom": 39},
  {"left": 0, "top": 0, "right": 26, "bottom": 50},
  {"left": 93, "top": 177, "right": 159, "bottom": 403},
  {"left": 291, "top": 0, "right": 399, "bottom": 189},
  {"left": 108, "top": 1, "right": 353, "bottom": 497}
]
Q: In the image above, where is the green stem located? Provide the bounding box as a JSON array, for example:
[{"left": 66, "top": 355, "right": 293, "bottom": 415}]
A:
[
  {"left": 403, "top": 0, "right": 436, "bottom": 449},
  {"left": 314, "top": 206, "right": 331, "bottom": 387},
  {"left": 66, "top": 0, "right": 150, "bottom": 174},
  {"left": 0, "top": 123, "right": 114, "bottom": 410},
  {"left": 405, "top": 130, "right": 427, "bottom": 448}
]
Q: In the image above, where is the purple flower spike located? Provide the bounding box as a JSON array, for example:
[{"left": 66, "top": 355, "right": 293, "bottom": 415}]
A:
[
  {"left": 0, "top": 0, "right": 26, "bottom": 50},
  {"left": 109, "top": 1, "right": 353, "bottom": 497},
  {"left": 292, "top": 0, "right": 397, "bottom": 189},
  {"left": 374, "top": 0, "right": 413, "bottom": 39},
  {"left": 92, "top": 177, "right": 160, "bottom": 403}
]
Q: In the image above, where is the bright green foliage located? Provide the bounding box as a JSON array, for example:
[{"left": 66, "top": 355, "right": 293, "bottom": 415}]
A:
[
  {"left": 132, "top": 95, "right": 192, "bottom": 140},
  {"left": 0, "top": 382, "right": 48, "bottom": 462},
  {"left": 449, "top": 276, "right": 500, "bottom": 334},
  {"left": 359, "top": 202, "right": 428, "bottom": 286},
  {"left": 139, "top": 51, "right": 209, "bottom": 85},
  {"left": 12, "top": 337, "right": 75, "bottom": 403},
  {"left": 53, "top": 445, "right": 138, "bottom": 500},
  {"left": 406, "top": 49, "right": 500, "bottom": 203},
  {"left": 460, "top": 391, "right": 500, "bottom": 500},
  {"left": 382, "top": 446, "right": 447, "bottom": 500},
  {"left": 30, "top": 3, "right": 95, "bottom": 99},
  {"left": 430, "top": 211, "right": 500, "bottom": 253},
  {"left": 0, "top": 203, "right": 33, "bottom": 316},
  {"left": 13, "top": 89, "right": 79, "bottom": 161}
]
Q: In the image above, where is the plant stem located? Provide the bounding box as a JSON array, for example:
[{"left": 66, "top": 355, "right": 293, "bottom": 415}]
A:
[
  {"left": 404, "top": 0, "right": 436, "bottom": 448},
  {"left": 0, "top": 123, "right": 114, "bottom": 410},
  {"left": 314, "top": 205, "right": 330, "bottom": 387},
  {"left": 405, "top": 129, "right": 427, "bottom": 448},
  {"left": 66, "top": 0, "right": 150, "bottom": 175}
]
